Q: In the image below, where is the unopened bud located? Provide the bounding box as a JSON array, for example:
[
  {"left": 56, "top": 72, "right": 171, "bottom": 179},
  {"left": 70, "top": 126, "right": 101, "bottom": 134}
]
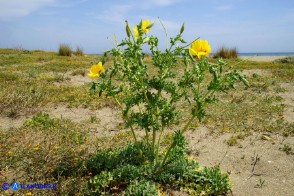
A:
[
  {"left": 180, "top": 23, "right": 185, "bottom": 34},
  {"left": 125, "top": 20, "right": 131, "bottom": 37}
]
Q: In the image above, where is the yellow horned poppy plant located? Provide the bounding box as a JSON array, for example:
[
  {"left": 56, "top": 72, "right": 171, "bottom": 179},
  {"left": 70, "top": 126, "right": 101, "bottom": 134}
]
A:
[
  {"left": 134, "top": 20, "right": 152, "bottom": 38},
  {"left": 189, "top": 40, "right": 211, "bottom": 59},
  {"left": 88, "top": 62, "right": 104, "bottom": 79}
]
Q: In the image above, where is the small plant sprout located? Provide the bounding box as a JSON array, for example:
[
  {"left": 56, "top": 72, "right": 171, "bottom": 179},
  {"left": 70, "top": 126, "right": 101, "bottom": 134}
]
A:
[
  {"left": 280, "top": 144, "right": 292, "bottom": 155},
  {"left": 255, "top": 178, "right": 265, "bottom": 188}
]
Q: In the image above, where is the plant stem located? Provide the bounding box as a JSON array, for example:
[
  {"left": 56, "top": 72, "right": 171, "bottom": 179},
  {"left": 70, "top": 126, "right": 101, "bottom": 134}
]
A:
[
  {"left": 196, "top": 71, "right": 201, "bottom": 95},
  {"left": 144, "top": 129, "right": 150, "bottom": 147},
  {"left": 130, "top": 124, "right": 138, "bottom": 144},
  {"left": 161, "top": 114, "right": 196, "bottom": 167},
  {"left": 114, "top": 96, "right": 122, "bottom": 108},
  {"left": 155, "top": 125, "right": 164, "bottom": 164},
  {"left": 200, "top": 90, "right": 215, "bottom": 103},
  {"left": 139, "top": 103, "right": 150, "bottom": 145},
  {"left": 182, "top": 37, "right": 200, "bottom": 49},
  {"left": 181, "top": 114, "right": 196, "bottom": 134},
  {"left": 140, "top": 77, "right": 149, "bottom": 104},
  {"left": 158, "top": 17, "right": 168, "bottom": 50},
  {"left": 154, "top": 89, "right": 162, "bottom": 163},
  {"left": 152, "top": 127, "right": 156, "bottom": 159},
  {"left": 130, "top": 124, "right": 142, "bottom": 158},
  {"left": 160, "top": 140, "right": 175, "bottom": 167},
  {"left": 115, "top": 95, "right": 141, "bottom": 153}
]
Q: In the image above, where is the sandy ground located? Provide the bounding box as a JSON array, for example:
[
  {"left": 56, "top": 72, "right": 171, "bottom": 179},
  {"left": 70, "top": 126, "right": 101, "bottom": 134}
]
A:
[
  {"left": 1, "top": 62, "right": 293, "bottom": 195},
  {"left": 239, "top": 56, "right": 287, "bottom": 62},
  {"left": 185, "top": 127, "right": 294, "bottom": 196}
]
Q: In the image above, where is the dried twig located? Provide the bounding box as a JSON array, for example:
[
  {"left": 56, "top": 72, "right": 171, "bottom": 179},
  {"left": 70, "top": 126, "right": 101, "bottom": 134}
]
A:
[{"left": 246, "top": 153, "right": 262, "bottom": 180}]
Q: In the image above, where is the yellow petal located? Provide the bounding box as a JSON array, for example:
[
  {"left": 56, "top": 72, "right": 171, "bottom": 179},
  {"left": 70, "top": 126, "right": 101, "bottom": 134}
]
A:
[
  {"left": 133, "top": 26, "right": 139, "bottom": 38},
  {"left": 88, "top": 72, "right": 98, "bottom": 79},
  {"left": 34, "top": 147, "right": 40, "bottom": 151},
  {"left": 88, "top": 62, "right": 104, "bottom": 79},
  {"left": 142, "top": 20, "right": 151, "bottom": 33},
  {"left": 134, "top": 20, "right": 152, "bottom": 37},
  {"left": 97, "top": 62, "right": 105, "bottom": 74},
  {"left": 189, "top": 48, "right": 197, "bottom": 56},
  {"left": 190, "top": 39, "right": 211, "bottom": 59},
  {"left": 197, "top": 52, "right": 207, "bottom": 59}
]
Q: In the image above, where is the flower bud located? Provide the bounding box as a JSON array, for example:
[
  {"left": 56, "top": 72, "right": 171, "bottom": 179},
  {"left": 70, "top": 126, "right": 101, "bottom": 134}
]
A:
[
  {"left": 180, "top": 23, "right": 185, "bottom": 34},
  {"left": 125, "top": 21, "right": 132, "bottom": 37}
]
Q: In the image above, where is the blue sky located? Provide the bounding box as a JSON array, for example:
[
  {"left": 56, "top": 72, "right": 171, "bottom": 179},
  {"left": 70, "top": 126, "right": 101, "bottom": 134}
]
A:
[{"left": 0, "top": 0, "right": 293, "bottom": 53}]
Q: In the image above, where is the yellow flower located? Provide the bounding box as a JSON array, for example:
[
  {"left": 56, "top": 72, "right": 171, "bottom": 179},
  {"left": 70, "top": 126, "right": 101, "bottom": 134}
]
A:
[
  {"left": 189, "top": 39, "right": 211, "bottom": 59},
  {"left": 88, "top": 62, "right": 104, "bottom": 79},
  {"left": 33, "top": 146, "right": 40, "bottom": 151},
  {"left": 26, "top": 192, "right": 32, "bottom": 196},
  {"left": 142, "top": 20, "right": 152, "bottom": 33},
  {"left": 195, "top": 167, "right": 203, "bottom": 173},
  {"left": 133, "top": 20, "right": 152, "bottom": 38}
]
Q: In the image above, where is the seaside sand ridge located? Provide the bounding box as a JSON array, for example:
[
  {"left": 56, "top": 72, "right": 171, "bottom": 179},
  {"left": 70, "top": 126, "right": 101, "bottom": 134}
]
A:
[{"left": 239, "top": 56, "right": 288, "bottom": 62}]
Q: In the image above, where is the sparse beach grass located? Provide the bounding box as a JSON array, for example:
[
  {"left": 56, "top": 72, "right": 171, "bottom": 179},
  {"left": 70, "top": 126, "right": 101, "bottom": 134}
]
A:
[
  {"left": 0, "top": 49, "right": 293, "bottom": 195},
  {"left": 58, "top": 44, "right": 73, "bottom": 57},
  {"left": 213, "top": 46, "right": 238, "bottom": 59}
]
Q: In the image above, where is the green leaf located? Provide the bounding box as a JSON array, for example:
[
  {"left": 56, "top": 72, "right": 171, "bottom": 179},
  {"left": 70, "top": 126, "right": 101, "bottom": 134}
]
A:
[
  {"left": 146, "top": 23, "right": 154, "bottom": 30},
  {"left": 143, "top": 37, "right": 150, "bottom": 43},
  {"left": 240, "top": 75, "right": 249, "bottom": 86},
  {"left": 90, "top": 82, "right": 97, "bottom": 95},
  {"left": 101, "top": 55, "right": 106, "bottom": 65}
]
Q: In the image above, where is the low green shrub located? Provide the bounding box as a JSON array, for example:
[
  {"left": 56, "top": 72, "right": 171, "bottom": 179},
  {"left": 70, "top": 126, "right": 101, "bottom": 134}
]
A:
[
  {"left": 274, "top": 56, "right": 294, "bottom": 63},
  {"left": 125, "top": 180, "right": 158, "bottom": 195},
  {"left": 86, "top": 132, "right": 231, "bottom": 195},
  {"left": 25, "top": 112, "right": 55, "bottom": 128}
]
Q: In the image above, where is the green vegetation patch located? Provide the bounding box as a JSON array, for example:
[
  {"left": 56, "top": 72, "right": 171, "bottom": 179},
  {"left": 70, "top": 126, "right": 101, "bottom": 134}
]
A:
[{"left": 86, "top": 135, "right": 231, "bottom": 195}]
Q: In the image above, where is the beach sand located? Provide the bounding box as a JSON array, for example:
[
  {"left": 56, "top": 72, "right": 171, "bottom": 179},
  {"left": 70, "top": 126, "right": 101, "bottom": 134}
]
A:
[{"left": 239, "top": 56, "right": 287, "bottom": 62}]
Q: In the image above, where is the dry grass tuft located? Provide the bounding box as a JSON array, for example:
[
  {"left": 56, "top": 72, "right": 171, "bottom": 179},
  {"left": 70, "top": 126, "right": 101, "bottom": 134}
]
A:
[
  {"left": 75, "top": 46, "right": 84, "bottom": 56},
  {"left": 213, "top": 46, "right": 238, "bottom": 59},
  {"left": 58, "top": 44, "right": 73, "bottom": 57}
]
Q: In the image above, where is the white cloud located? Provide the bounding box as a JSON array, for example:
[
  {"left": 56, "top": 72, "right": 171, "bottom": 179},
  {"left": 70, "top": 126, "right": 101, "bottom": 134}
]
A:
[
  {"left": 50, "top": 0, "right": 89, "bottom": 8},
  {"left": 133, "top": 15, "right": 181, "bottom": 31},
  {"left": 0, "top": 0, "right": 56, "bottom": 20},
  {"left": 95, "top": 0, "right": 181, "bottom": 24},
  {"left": 95, "top": 4, "right": 133, "bottom": 23},
  {"left": 150, "top": 0, "right": 179, "bottom": 6}
]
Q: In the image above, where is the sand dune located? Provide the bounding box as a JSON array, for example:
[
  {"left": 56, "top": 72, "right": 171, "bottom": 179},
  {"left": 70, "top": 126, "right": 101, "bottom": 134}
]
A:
[{"left": 239, "top": 56, "right": 287, "bottom": 62}]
